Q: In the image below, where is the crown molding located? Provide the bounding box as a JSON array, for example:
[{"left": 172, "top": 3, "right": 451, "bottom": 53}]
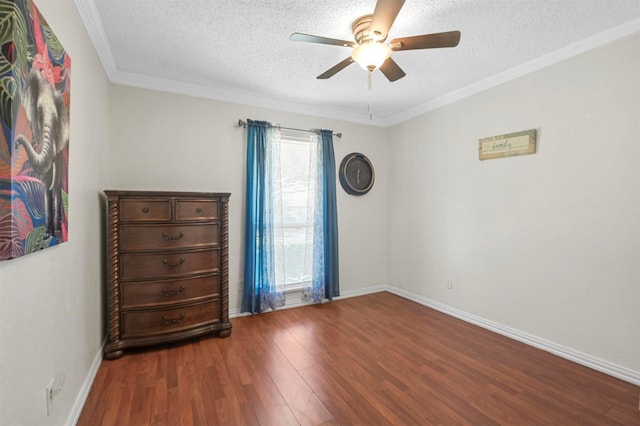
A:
[
  {"left": 74, "top": 0, "right": 639, "bottom": 128},
  {"left": 383, "top": 18, "right": 640, "bottom": 127},
  {"left": 110, "top": 70, "right": 388, "bottom": 127},
  {"left": 73, "top": 0, "right": 117, "bottom": 79}
]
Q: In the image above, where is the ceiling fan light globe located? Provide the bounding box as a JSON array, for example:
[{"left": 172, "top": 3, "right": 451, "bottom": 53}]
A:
[{"left": 351, "top": 42, "right": 391, "bottom": 70}]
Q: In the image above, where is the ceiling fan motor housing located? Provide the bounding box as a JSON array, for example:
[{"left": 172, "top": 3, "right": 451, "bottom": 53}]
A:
[{"left": 352, "top": 14, "right": 383, "bottom": 44}]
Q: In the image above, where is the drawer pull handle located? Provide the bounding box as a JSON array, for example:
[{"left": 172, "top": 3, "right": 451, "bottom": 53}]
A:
[
  {"left": 163, "top": 286, "right": 186, "bottom": 296},
  {"left": 163, "top": 258, "right": 185, "bottom": 267},
  {"left": 142, "top": 207, "right": 150, "bottom": 213},
  {"left": 195, "top": 208, "right": 203, "bottom": 214},
  {"left": 162, "top": 232, "right": 185, "bottom": 240},
  {"left": 163, "top": 313, "right": 185, "bottom": 325}
]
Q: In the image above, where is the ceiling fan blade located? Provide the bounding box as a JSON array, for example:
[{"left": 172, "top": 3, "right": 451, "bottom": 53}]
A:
[
  {"left": 290, "top": 32, "right": 356, "bottom": 48},
  {"left": 379, "top": 57, "right": 406, "bottom": 82},
  {"left": 391, "top": 31, "right": 461, "bottom": 51},
  {"left": 369, "top": 0, "right": 406, "bottom": 41},
  {"left": 317, "top": 57, "right": 355, "bottom": 79}
]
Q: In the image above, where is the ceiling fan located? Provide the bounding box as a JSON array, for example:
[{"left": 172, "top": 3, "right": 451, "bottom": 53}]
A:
[{"left": 290, "top": 0, "right": 461, "bottom": 82}]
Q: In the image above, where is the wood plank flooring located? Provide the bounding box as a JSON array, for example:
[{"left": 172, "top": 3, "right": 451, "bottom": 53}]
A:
[{"left": 78, "top": 292, "right": 640, "bottom": 425}]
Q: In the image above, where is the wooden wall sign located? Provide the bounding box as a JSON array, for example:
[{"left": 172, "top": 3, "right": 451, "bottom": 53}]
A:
[{"left": 479, "top": 129, "right": 536, "bottom": 160}]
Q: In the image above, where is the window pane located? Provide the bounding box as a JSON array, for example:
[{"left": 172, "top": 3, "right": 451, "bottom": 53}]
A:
[
  {"left": 272, "top": 134, "right": 318, "bottom": 288},
  {"left": 273, "top": 227, "right": 313, "bottom": 285}
]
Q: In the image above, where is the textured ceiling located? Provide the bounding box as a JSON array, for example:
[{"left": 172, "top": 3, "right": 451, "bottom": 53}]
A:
[{"left": 75, "top": 0, "right": 640, "bottom": 126}]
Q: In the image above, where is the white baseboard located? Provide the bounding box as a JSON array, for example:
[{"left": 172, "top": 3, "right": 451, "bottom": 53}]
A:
[
  {"left": 228, "top": 284, "right": 387, "bottom": 318},
  {"left": 66, "top": 342, "right": 105, "bottom": 426},
  {"left": 386, "top": 286, "right": 640, "bottom": 386},
  {"left": 334, "top": 284, "right": 387, "bottom": 300}
]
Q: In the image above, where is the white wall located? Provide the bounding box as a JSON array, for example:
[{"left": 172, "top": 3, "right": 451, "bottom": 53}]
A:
[
  {"left": 0, "top": 1, "right": 111, "bottom": 425},
  {"left": 388, "top": 34, "right": 640, "bottom": 373},
  {"left": 107, "top": 86, "right": 390, "bottom": 312}
]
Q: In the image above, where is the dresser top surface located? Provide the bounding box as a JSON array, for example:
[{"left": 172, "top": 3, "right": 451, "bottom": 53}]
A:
[{"left": 104, "top": 190, "right": 231, "bottom": 199}]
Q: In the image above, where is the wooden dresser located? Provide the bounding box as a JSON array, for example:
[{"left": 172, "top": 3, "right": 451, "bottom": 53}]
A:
[{"left": 103, "top": 190, "right": 232, "bottom": 359}]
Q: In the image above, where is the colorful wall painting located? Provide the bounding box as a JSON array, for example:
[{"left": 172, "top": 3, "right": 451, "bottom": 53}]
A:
[{"left": 0, "top": 0, "right": 71, "bottom": 260}]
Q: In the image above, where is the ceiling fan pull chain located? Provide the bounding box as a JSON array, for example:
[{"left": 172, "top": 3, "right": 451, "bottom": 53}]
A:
[
  {"left": 368, "top": 69, "right": 373, "bottom": 91},
  {"left": 367, "top": 84, "right": 373, "bottom": 121}
]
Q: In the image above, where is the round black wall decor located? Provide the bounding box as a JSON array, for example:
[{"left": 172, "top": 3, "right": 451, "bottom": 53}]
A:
[{"left": 339, "top": 153, "right": 375, "bottom": 195}]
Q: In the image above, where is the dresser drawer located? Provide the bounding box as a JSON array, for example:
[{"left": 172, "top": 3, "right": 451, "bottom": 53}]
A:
[
  {"left": 121, "top": 274, "right": 220, "bottom": 308},
  {"left": 176, "top": 199, "right": 219, "bottom": 221},
  {"left": 121, "top": 300, "right": 220, "bottom": 338},
  {"left": 119, "top": 223, "right": 219, "bottom": 251},
  {"left": 120, "top": 199, "right": 172, "bottom": 222},
  {"left": 120, "top": 249, "right": 220, "bottom": 281}
]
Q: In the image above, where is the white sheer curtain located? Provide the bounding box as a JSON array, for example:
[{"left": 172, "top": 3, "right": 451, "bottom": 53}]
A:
[{"left": 270, "top": 129, "right": 320, "bottom": 291}]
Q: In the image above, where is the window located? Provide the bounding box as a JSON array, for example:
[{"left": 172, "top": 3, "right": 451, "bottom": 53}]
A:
[
  {"left": 242, "top": 118, "right": 339, "bottom": 314},
  {"left": 270, "top": 130, "right": 321, "bottom": 290}
]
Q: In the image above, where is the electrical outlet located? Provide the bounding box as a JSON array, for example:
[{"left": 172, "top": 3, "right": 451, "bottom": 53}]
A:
[
  {"left": 445, "top": 277, "right": 453, "bottom": 289},
  {"left": 45, "top": 374, "right": 65, "bottom": 416}
]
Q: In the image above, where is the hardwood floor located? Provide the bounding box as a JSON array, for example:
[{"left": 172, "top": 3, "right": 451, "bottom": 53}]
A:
[{"left": 78, "top": 292, "right": 640, "bottom": 425}]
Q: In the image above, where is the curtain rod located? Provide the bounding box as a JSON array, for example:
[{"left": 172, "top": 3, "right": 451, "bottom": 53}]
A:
[{"left": 237, "top": 119, "right": 342, "bottom": 139}]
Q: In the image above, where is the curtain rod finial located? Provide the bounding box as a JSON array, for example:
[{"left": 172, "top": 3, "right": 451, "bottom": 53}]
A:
[{"left": 238, "top": 119, "right": 247, "bottom": 128}]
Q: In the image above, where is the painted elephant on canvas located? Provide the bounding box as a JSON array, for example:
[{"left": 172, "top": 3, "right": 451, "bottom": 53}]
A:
[{"left": 14, "top": 68, "right": 70, "bottom": 239}]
